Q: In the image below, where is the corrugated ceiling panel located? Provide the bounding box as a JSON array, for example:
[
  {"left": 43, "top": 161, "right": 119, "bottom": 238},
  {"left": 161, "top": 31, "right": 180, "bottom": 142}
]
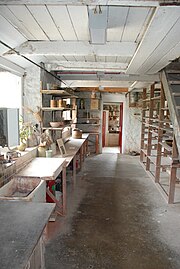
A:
[
  {"left": 107, "top": 6, "right": 128, "bottom": 42},
  {"left": 47, "top": 55, "right": 67, "bottom": 62},
  {"left": 47, "top": 5, "right": 77, "bottom": 41},
  {"left": 67, "top": 6, "right": 89, "bottom": 41},
  {"left": 0, "top": 14, "right": 26, "bottom": 53},
  {"left": 27, "top": 5, "right": 63, "bottom": 40},
  {"left": 0, "top": 5, "right": 35, "bottom": 40},
  {"left": 7, "top": 5, "right": 48, "bottom": 40},
  {"left": 122, "top": 7, "right": 150, "bottom": 42}
]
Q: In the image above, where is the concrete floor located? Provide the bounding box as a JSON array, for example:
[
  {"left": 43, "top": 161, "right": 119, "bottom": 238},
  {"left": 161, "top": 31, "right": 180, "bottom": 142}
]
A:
[{"left": 44, "top": 153, "right": 180, "bottom": 269}]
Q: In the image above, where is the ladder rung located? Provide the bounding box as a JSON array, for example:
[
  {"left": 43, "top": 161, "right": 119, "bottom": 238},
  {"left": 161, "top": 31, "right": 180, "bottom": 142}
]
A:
[
  {"left": 169, "top": 80, "right": 180, "bottom": 85},
  {"left": 172, "top": 93, "right": 180, "bottom": 96},
  {"left": 166, "top": 70, "right": 180, "bottom": 74}
]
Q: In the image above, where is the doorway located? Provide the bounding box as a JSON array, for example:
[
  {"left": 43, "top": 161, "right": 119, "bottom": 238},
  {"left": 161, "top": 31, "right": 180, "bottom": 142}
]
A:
[{"left": 102, "top": 102, "right": 123, "bottom": 153}]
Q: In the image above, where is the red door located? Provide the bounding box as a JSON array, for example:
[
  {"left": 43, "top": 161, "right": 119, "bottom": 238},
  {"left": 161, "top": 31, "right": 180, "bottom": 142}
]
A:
[
  {"left": 119, "top": 103, "right": 123, "bottom": 153},
  {"left": 102, "top": 111, "right": 106, "bottom": 147}
]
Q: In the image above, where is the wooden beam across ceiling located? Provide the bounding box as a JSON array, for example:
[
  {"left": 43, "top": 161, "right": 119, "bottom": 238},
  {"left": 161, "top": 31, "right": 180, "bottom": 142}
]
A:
[
  {"left": 0, "top": 1, "right": 159, "bottom": 7},
  {"left": 8, "top": 41, "right": 136, "bottom": 57},
  {"left": 76, "top": 87, "right": 128, "bottom": 93}
]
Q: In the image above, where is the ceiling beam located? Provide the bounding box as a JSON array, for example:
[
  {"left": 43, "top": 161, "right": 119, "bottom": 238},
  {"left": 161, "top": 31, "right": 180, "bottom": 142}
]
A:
[
  {"left": 56, "top": 72, "right": 159, "bottom": 82},
  {"left": 77, "top": 87, "right": 128, "bottom": 93},
  {"left": 7, "top": 41, "right": 136, "bottom": 57},
  {"left": 0, "top": 56, "right": 25, "bottom": 76},
  {"left": 60, "top": 80, "right": 156, "bottom": 88},
  {"left": 47, "top": 61, "right": 127, "bottom": 72},
  {"left": 0, "top": 1, "right": 159, "bottom": 7}
]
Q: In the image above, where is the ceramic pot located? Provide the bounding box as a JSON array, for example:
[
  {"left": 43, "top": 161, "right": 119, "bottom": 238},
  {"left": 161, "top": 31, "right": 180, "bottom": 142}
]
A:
[{"left": 38, "top": 146, "right": 47, "bottom": 157}]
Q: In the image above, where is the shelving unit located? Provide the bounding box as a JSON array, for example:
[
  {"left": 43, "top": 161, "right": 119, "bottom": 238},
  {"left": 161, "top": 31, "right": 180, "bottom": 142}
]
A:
[
  {"left": 140, "top": 83, "right": 180, "bottom": 203},
  {"left": 40, "top": 88, "right": 77, "bottom": 137},
  {"left": 75, "top": 92, "right": 101, "bottom": 154}
]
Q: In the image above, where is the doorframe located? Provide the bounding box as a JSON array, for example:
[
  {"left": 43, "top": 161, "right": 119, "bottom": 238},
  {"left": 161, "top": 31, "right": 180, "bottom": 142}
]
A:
[{"left": 119, "top": 103, "right": 123, "bottom": 153}]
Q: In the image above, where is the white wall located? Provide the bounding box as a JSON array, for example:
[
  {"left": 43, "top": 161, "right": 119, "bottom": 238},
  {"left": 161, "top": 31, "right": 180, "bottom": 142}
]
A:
[
  {"left": 102, "top": 92, "right": 141, "bottom": 153},
  {"left": 23, "top": 65, "right": 41, "bottom": 124}
]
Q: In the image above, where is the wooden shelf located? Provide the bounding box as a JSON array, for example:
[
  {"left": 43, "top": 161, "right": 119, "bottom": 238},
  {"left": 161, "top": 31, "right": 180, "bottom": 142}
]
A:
[
  {"left": 159, "top": 142, "right": 172, "bottom": 152},
  {"left": 41, "top": 89, "right": 76, "bottom": 97},
  {"left": 151, "top": 96, "right": 161, "bottom": 100},
  {"left": 147, "top": 155, "right": 172, "bottom": 167},
  {"left": 42, "top": 127, "right": 64, "bottom": 131},
  {"left": 42, "top": 107, "right": 75, "bottom": 111},
  {"left": 75, "top": 123, "right": 100, "bottom": 126}
]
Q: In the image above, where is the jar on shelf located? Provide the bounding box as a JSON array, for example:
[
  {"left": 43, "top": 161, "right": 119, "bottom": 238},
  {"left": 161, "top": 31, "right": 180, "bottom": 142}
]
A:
[{"left": 50, "top": 100, "right": 57, "bottom": 108}]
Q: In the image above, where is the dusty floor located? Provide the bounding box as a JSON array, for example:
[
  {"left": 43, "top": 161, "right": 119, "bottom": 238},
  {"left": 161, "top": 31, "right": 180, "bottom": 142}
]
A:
[{"left": 44, "top": 153, "right": 180, "bottom": 269}]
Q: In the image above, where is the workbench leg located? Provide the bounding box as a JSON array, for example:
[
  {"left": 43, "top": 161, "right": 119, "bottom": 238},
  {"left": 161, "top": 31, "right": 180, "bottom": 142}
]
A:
[
  {"left": 62, "top": 166, "right": 67, "bottom": 215},
  {"left": 86, "top": 139, "right": 88, "bottom": 156},
  {"left": 73, "top": 155, "right": 76, "bottom": 183},
  {"left": 95, "top": 134, "right": 99, "bottom": 154},
  {"left": 80, "top": 147, "right": 83, "bottom": 169}
]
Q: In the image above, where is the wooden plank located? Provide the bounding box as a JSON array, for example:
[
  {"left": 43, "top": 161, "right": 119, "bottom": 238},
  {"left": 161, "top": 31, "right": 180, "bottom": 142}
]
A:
[
  {"left": 77, "top": 87, "right": 128, "bottom": 92},
  {"left": 107, "top": 6, "right": 128, "bottom": 42},
  {"left": 15, "top": 40, "right": 136, "bottom": 57},
  {"left": 27, "top": 5, "right": 63, "bottom": 40},
  {"left": 0, "top": 6, "right": 35, "bottom": 40},
  {"left": 0, "top": 14, "right": 26, "bottom": 48},
  {"left": 122, "top": 7, "right": 150, "bottom": 42},
  {"left": 7, "top": 5, "right": 49, "bottom": 40},
  {"left": 67, "top": 6, "right": 89, "bottom": 41},
  {"left": 140, "top": 14, "right": 180, "bottom": 74},
  {"left": 127, "top": 7, "right": 180, "bottom": 74},
  {"left": 47, "top": 5, "right": 77, "bottom": 41}
]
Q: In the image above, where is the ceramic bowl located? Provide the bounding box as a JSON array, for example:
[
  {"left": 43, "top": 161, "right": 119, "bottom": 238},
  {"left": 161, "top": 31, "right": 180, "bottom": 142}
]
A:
[{"left": 49, "top": 122, "right": 61, "bottom": 128}]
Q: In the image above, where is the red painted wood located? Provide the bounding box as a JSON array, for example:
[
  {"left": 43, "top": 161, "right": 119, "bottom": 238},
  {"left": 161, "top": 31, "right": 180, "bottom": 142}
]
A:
[
  {"left": 102, "top": 111, "right": 106, "bottom": 147},
  {"left": 119, "top": 103, "right": 123, "bottom": 153}
]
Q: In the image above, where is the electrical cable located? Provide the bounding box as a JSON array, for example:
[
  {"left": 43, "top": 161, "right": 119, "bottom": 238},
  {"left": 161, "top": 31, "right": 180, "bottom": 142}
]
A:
[{"left": 0, "top": 39, "right": 69, "bottom": 87}]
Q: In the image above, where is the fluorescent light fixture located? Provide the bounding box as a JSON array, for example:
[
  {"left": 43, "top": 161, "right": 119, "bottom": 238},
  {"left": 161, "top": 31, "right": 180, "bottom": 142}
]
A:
[{"left": 88, "top": 6, "right": 108, "bottom": 44}]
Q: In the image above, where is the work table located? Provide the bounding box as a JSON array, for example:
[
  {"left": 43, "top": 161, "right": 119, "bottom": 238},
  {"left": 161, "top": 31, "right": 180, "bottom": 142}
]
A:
[
  {"left": 16, "top": 157, "right": 66, "bottom": 180},
  {"left": 0, "top": 201, "right": 54, "bottom": 269}
]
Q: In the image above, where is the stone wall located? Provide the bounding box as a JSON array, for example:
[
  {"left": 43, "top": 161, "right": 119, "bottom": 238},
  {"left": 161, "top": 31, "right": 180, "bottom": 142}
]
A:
[
  {"left": 124, "top": 104, "right": 142, "bottom": 153},
  {"left": 23, "top": 65, "right": 41, "bottom": 124}
]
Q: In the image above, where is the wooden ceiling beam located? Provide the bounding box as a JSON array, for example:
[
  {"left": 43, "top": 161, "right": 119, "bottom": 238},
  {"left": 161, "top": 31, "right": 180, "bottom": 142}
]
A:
[{"left": 76, "top": 87, "right": 128, "bottom": 93}]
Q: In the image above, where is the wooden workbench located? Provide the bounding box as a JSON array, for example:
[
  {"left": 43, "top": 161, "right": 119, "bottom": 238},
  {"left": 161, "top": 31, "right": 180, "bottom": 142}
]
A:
[
  {"left": 15, "top": 157, "right": 67, "bottom": 215},
  {"left": 0, "top": 201, "right": 54, "bottom": 269},
  {"left": 55, "top": 134, "right": 89, "bottom": 182}
]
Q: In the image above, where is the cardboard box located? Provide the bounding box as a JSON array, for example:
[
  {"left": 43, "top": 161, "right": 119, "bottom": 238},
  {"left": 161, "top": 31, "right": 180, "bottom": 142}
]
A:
[{"left": 90, "top": 99, "right": 99, "bottom": 110}]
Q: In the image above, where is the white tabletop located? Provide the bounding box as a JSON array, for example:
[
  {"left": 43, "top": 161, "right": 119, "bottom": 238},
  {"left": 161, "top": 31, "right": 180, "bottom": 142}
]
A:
[{"left": 16, "top": 157, "right": 66, "bottom": 180}]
